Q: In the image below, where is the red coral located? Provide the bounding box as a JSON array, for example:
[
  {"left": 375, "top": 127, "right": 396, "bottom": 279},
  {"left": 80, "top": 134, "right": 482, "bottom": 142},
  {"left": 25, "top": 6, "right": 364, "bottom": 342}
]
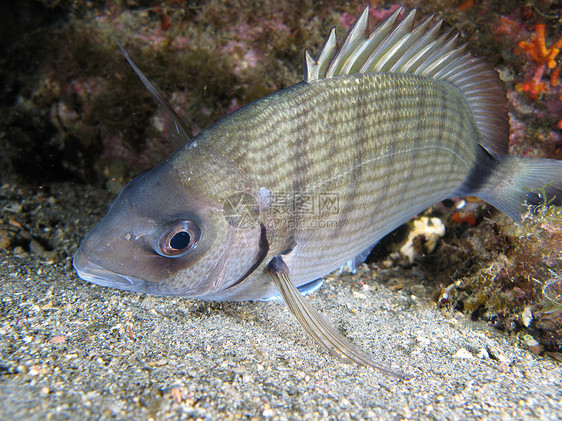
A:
[
  {"left": 515, "top": 23, "right": 562, "bottom": 130},
  {"left": 516, "top": 23, "right": 562, "bottom": 99}
]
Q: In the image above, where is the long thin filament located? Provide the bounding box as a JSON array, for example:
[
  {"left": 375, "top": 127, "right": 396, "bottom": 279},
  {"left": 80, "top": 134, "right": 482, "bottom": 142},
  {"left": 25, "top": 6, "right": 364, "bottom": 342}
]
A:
[{"left": 268, "top": 257, "right": 410, "bottom": 379}]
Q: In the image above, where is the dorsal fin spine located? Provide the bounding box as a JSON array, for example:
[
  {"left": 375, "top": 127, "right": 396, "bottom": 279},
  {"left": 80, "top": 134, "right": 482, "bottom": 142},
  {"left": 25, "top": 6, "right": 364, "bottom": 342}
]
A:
[
  {"left": 326, "top": 7, "right": 370, "bottom": 78},
  {"left": 113, "top": 37, "right": 195, "bottom": 145},
  {"left": 421, "top": 44, "right": 465, "bottom": 77},
  {"left": 316, "top": 28, "right": 338, "bottom": 80},
  {"left": 397, "top": 30, "right": 453, "bottom": 74},
  {"left": 359, "top": 9, "right": 415, "bottom": 73},
  {"left": 369, "top": 10, "right": 417, "bottom": 72},
  {"left": 369, "top": 13, "right": 421, "bottom": 72},
  {"left": 417, "top": 35, "right": 459, "bottom": 76},
  {"left": 386, "top": 15, "right": 434, "bottom": 72},
  {"left": 337, "top": 7, "right": 404, "bottom": 76}
]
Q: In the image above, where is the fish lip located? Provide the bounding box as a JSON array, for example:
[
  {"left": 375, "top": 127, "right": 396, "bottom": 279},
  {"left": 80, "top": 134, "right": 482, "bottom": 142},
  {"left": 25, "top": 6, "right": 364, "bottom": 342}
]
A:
[{"left": 72, "top": 248, "right": 146, "bottom": 289}]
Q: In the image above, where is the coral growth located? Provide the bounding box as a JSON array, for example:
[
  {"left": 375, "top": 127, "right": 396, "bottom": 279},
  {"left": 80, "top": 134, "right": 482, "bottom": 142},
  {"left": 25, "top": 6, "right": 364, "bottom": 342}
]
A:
[
  {"left": 512, "top": 19, "right": 562, "bottom": 139},
  {"left": 515, "top": 23, "right": 562, "bottom": 98},
  {"left": 487, "top": 6, "right": 562, "bottom": 163},
  {"left": 434, "top": 202, "right": 562, "bottom": 356}
]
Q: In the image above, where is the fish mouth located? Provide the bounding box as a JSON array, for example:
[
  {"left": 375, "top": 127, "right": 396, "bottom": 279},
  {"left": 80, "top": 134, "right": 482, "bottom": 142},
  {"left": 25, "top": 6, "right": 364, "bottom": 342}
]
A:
[{"left": 73, "top": 248, "right": 147, "bottom": 290}]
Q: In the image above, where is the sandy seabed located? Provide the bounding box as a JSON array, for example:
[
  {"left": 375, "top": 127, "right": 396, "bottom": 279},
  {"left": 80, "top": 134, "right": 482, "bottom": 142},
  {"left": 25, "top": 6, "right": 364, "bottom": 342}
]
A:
[{"left": 0, "top": 181, "right": 560, "bottom": 420}]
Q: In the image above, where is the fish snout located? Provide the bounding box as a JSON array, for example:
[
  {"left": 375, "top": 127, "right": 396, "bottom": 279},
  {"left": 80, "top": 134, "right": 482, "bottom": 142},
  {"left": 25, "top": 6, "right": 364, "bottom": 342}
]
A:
[{"left": 72, "top": 245, "right": 147, "bottom": 290}]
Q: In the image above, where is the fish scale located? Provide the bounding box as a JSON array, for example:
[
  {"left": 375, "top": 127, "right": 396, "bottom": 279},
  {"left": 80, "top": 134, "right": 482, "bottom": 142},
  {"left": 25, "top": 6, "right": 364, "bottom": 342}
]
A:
[{"left": 74, "top": 7, "right": 562, "bottom": 377}]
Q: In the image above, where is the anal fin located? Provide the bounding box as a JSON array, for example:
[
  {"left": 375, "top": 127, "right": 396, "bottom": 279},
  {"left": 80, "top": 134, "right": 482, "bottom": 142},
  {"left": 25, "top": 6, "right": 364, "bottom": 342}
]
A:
[
  {"left": 256, "top": 278, "right": 324, "bottom": 302},
  {"left": 297, "top": 278, "right": 324, "bottom": 295},
  {"left": 267, "top": 256, "right": 410, "bottom": 379},
  {"left": 340, "top": 244, "right": 375, "bottom": 274}
]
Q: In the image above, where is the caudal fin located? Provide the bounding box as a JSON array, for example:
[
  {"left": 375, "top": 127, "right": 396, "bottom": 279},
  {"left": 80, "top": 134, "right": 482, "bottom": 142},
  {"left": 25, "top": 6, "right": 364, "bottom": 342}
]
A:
[{"left": 478, "top": 156, "right": 562, "bottom": 221}]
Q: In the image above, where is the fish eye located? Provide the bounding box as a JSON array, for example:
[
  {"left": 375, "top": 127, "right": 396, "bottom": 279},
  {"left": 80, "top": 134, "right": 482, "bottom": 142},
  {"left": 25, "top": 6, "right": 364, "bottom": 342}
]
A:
[{"left": 156, "top": 220, "right": 201, "bottom": 258}]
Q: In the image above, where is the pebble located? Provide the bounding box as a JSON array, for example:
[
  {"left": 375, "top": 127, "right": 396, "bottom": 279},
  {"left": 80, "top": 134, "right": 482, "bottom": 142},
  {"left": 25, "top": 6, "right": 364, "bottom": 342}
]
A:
[
  {"left": 452, "top": 348, "right": 475, "bottom": 359},
  {"left": 477, "top": 348, "right": 490, "bottom": 359},
  {"left": 0, "top": 229, "right": 13, "bottom": 250},
  {"left": 522, "top": 335, "right": 543, "bottom": 355},
  {"left": 416, "top": 335, "right": 431, "bottom": 346},
  {"left": 487, "top": 346, "right": 509, "bottom": 363},
  {"left": 521, "top": 307, "right": 533, "bottom": 328}
]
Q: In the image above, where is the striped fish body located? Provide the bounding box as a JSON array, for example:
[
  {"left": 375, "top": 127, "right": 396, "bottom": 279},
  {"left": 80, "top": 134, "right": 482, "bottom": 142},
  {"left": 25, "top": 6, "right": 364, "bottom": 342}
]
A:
[{"left": 181, "top": 72, "right": 479, "bottom": 299}]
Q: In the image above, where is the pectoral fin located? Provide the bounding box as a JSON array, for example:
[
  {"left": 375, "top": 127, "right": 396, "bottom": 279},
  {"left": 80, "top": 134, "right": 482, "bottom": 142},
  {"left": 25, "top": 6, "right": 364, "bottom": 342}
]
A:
[{"left": 267, "top": 256, "right": 410, "bottom": 379}]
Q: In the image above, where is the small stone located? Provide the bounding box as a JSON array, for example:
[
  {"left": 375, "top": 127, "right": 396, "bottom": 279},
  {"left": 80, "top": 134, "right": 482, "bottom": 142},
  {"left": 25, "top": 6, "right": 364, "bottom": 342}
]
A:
[
  {"left": 402, "top": 405, "right": 412, "bottom": 418},
  {"left": 446, "top": 318, "right": 459, "bottom": 326},
  {"left": 13, "top": 246, "right": 27, "bottom": 256},
  {"left": 477, "top": 348, "right": 490, "bottom": 359},
  {"left": 455, "top": 199, "right": 466, "bottom": 209},
  {"left": 521, "top": 306, "right": 533, "bottom": 327},
  {"left": 498, "top": 361, "right": 510, "bottom": 372},
  {"left": 170, "top": 387, "right": 182, "bottom": 403},
  {"left": 528, "top": 343, "right": 543, "bottom": 356},
  {"left": 5, "top": 204, "right": 22, "bottom": 214},
  {"left": 0, "top": 230, "right": 13, "bottom": 250},
  {"left": 452, "top": 348, "right": 474, "bottom": 359},
  {"left": 262, "top": 405, "right": 274, "bottom": 417},
  {"left": 416, "top": 336, "right": 431, "bottom": 346},
  {"left": 487, "top": 346, "right": 509, "bottom": 363},
  {"left": 523, "top": 335, "right": 543, "bottom": 355},
  {"left": 381, "top": 258, "right": 394, "bottom": 268}
]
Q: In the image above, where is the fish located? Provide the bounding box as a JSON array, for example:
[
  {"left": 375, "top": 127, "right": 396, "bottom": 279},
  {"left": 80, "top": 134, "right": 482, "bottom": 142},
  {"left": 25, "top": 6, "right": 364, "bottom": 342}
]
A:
[{"left": 73, "top": 6, "right": 562, "bottom": 378}]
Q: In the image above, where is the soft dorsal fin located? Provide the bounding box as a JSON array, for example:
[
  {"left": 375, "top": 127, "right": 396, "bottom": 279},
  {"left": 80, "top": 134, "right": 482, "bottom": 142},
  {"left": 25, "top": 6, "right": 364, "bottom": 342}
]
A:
[
  {"left": 114, "top": 38, "right": 198, "bottom": 147},
  {"left": 304, "top": 7, "right": 509, "bottom": 157}
]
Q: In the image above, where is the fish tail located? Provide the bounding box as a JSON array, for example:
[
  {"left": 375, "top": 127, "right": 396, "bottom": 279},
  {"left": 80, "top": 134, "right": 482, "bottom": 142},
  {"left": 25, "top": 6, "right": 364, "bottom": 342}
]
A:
[{"left": 477, "top": 155, "right": 562, "bottom": 221}]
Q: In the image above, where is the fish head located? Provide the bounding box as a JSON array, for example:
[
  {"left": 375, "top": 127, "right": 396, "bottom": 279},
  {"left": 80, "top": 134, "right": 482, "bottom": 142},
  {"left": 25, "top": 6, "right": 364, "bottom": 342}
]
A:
[{"left": 73, "top": 157, "right": 270, "bottom": 300}]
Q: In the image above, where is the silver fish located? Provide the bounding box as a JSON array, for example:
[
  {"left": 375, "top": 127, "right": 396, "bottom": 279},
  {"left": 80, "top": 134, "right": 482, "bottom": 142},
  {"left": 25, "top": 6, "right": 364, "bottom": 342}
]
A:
[{"left": 73, "top": 7, "right": 562, "bottom": 378}]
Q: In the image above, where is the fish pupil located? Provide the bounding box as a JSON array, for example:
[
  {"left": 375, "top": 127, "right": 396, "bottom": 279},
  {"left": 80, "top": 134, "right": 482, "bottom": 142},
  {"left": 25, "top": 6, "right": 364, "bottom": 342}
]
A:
[{"left": 170, "top": 231, "right": 191, "bottom": 250}]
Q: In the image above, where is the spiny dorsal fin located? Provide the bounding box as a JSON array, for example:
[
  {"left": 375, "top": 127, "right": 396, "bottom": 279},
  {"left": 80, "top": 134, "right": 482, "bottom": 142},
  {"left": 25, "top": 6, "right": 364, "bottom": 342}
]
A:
[{"left": 304, "top": 7, "right": 509, "bottom": 157}]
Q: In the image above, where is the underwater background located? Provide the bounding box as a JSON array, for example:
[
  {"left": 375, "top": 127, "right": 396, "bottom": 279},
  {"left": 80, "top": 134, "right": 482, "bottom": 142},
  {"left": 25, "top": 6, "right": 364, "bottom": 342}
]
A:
[{"left": 1, "top": 0, "right": 561, "bottom": 418}]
